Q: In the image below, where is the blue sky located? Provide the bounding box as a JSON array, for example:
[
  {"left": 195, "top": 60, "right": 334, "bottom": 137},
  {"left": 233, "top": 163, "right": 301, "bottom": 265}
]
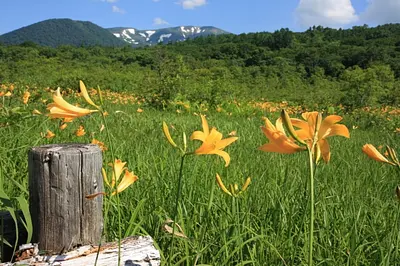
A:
[{"left": 1, "top": 0, "right": 400, "bottom": 35}]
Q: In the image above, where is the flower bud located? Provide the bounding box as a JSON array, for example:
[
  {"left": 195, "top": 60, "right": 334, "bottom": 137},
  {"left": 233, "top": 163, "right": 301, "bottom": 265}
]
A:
[
  {"left": 281, "top": 109, "right": 307, "bottom": 145},
  {"left": 162, "top": 121, "right": 178, "bottom": 148}
]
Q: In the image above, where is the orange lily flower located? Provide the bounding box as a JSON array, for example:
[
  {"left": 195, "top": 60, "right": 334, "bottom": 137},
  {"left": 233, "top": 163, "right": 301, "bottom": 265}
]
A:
[
  {"left": 291, "top": 112, "right": 350, "bottom": 162},
  {"left": 91, "top": 138, "right": 108, "bottom": 151},
  {"left": 22, "top": 91, "right": 31, "bottom": 104},
  {"left": 44, "top": 130, "right": 55, "bottom": 139},
  {"left": 112, "top": 170, "right": 138, "bottom": 195},
  {"left": 47, "top": 87, "right": 98, "bottom": 120},
  {"left": 86, "top": 159, "right": 138, "bottom": 199},
  {"left": 106, "top": 159, "right": 138, "bottom": 195},
  {"left": 190, "top": 115, "right": 238, "bottom": 167},
  {"left": 259, "top": 117, "right": 305, "bottom": 154},
  {"left": 59, "top": 123, "right": 68, "bottom": 130},
  {"left": 362, "top": 144, "right": 398, "bottom": 166},
  {"left": 75, "top": 125, "right": 86, "bottom": 137}
]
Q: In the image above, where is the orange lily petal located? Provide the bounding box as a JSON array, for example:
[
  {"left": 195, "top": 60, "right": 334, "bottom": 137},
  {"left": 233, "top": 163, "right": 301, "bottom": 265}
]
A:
[
  {"left": 79, "top": 80, "right": 98, "bottom": 108},
  {"left": 275, "top": 117, "right": 285, "bottom": 134},
  {"left": 293, "top": 129, "right": 311, "bottom": 142},
  {"left": 48, "top": 88, "right": 98, "bottom": 119},
  {"left": 362, "top": 144, "right": 396, "bottom": 165},
  {"left": 45, "top": 130, "right": 55, "bottom": 139},
  {"left": 209, "top": 149, "right": 231, "bottom": 167},
  {"left": 302, "top": 112, "right": 319, "bottom": 135},
  {"left": 323, "top": 124, "right": 350, "bottom": 138},
  {"left": 190, "top": 130, "right": 207, "bottom": 142},
  {"left": 47, "top": 106, "right": 81, "bottom": 119},
  {"left": 215, "top": 137, "right": 238, "bottom": 150},
  {"left": 52, "top": 88, "right": 96, "bottom": 115},
  {"left": 259, "top": 127, "right": 303, "bottom": 154},
  {"left": 201, "top": 115, "right": 209, "bottom": 137},
  {"left": 112, "top": 170, "right": 138, "bottom": 195},
  {"left": 319, "top": 139, "right": 331, "bottom": 163},
  {"left": 111, "top": 159, "right": 127, "bottom": 187},
  {"left": 291, "top": 118, "right": 311, "bottom": 139},
  {"left": 216, "top": 174, "right": 232, "bottom": 196},
  {"left": 321, "top": 115, "right": 343, "bottom": 127},
  {"left": 263, "top": 117, "right": 276, "bottom": 130}
]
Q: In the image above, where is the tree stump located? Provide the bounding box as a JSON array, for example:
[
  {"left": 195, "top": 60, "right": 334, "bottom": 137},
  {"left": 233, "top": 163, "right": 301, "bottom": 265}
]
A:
[{"left": 28, "top": 144, "right": 103, "bottom": 254}]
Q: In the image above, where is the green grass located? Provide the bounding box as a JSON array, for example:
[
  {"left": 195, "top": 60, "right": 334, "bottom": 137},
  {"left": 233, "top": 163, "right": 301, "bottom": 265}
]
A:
[{"left": 0, "top": 98, "right": 399, "bottom": 265}]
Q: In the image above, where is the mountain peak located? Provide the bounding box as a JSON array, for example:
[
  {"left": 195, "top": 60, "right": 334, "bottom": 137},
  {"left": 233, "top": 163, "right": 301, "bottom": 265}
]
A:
[
  {"left": 0, "top": 18, "right": 126, "bottom": 47},
  {"left": 108, "top": 25, "right": 230, "bottom": 47}
]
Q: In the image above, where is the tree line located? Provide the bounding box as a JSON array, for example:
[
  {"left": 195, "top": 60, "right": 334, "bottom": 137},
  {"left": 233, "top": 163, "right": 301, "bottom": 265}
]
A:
[{"left": 0, "top": 23, "right": 399, "bottom": 109}]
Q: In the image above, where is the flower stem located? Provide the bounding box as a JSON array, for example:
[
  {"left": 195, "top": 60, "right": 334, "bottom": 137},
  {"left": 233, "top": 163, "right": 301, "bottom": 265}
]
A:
[
  {"left": 94, "top": 110, "right": 121, "bottom": 265},
  {"left": 307, "top": 147, "right": 315, "bottom": 266},
  {"left": 395, "top": 166, "right": 400, "bottom": 261},
  {"left": 168, "top": 154, "right": 186, "bottom": 265}
]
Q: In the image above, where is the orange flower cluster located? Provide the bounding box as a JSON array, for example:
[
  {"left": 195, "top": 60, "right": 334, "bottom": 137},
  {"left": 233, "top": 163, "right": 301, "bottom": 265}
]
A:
[{"left": 260, "top": 110, "right": 350, "bottom": 163}]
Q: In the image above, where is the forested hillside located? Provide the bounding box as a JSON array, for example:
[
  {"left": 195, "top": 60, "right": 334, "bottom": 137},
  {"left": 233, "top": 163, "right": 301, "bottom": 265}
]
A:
[
  {"left": 0, "top": 23, "right": 399, "bottom": 109},
  {"left": 0, "top": 19, "right": 126, "bottom": 47}
]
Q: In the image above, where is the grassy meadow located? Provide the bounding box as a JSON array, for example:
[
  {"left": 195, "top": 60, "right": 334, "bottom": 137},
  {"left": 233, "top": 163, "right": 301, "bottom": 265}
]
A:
[{"left": 0, "top": 83, "right": 399, "bottom": 265}]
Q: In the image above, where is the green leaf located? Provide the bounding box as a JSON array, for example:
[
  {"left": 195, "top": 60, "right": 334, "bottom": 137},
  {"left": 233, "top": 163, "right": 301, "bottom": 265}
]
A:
[
  {"left": 16, "top": 196, "right": 33, "bottom": 243},
  {"left": 0, "top": 189, "right": 19, "bottom": 262},
  {"left": 124, "top": 199, "right": 146, "bottom": 238},
  {"left": 0, "top": 236, "right": 12, "bottom": 248}
]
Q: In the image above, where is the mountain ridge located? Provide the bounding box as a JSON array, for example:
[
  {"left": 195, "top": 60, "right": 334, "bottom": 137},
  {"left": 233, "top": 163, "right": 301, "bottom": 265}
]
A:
[
  {"left": 0, "top": 18, "right": 230, "bottom": 47},
  {"left": 108, "top": 25, "right": 230, "bottom": 47}
]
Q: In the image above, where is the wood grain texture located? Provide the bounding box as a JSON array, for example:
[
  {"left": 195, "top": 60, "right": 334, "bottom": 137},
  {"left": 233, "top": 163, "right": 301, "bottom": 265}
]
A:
[
  {"left": 5, "top": 236, "right": 160, "bottom": 266},
  {"left": 28, "top": 144, "right": 103, "bottom": 254}
]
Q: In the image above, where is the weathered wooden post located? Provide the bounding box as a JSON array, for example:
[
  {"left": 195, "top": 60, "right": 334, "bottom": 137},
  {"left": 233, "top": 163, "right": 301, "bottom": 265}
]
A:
[
  {"left": 28, "top": 143, "right": 103, "bottom": 254},
  {"left": 3, "top": 143, "right": 161, "bottom": 265}
]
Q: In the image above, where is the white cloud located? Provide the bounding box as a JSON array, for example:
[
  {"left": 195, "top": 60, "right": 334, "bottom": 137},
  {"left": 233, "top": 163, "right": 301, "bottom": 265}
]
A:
[
  {"left": 295, "top": 0, "right": 358, "bottom": 28},
  {"left": 153, "top": 0, "right": 161, "bottom": 2},
  {"left": 101, "top": 0, "right": 118, "bottom": 3},
  {"left": 153, "top": 17, "right": 169, "bottom": 25},
  {"left": 112, "top": 5, "right": 125, "bottom": 14},
  {"left": 361, "top": 0, "right": 400, "bottom": 24},
  {"left": 177, "top": 0, "right": 206, "bottom": 9}
]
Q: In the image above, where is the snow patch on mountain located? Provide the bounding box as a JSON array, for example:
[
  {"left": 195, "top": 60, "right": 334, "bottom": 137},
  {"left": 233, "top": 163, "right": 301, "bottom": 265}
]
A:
[
  {"left": 158, "top": 33, "right": 172, "bottom": 43},
  {"left": 146, "top": 30, "right": 156, "bottom": 38},
  {"left": 180, "top": 26, "right": 202, "bottom": 34},
  {"left": 108, "top": 25, "right": 229, "bottom": 47},
  {"left": 122, "top": 30, "right": 132, "bottom": 40}
]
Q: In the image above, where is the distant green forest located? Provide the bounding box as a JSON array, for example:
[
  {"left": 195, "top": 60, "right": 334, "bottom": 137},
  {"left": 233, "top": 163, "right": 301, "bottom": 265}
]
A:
[{"left": 1, "top": 23, "right": 400, "bottom": 109}]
